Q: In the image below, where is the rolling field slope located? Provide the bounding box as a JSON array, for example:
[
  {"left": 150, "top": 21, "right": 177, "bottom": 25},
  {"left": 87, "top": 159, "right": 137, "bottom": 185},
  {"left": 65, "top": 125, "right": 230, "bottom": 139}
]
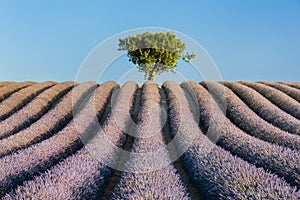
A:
[{"left": 0, "top": 81, "right": 299, "bottom": 200}]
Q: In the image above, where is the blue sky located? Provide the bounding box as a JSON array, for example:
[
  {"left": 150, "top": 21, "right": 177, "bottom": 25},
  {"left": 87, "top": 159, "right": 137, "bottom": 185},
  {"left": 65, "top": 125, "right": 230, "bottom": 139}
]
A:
[{"left": 0, "top": 0, "right": 299, "bottom": 83}]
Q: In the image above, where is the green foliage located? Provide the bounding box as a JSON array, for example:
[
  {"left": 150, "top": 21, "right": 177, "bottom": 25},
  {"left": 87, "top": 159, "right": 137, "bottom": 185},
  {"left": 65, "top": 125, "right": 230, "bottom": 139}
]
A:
[{"left": 118, "top": 31, "right": 195, "bottom": 81}]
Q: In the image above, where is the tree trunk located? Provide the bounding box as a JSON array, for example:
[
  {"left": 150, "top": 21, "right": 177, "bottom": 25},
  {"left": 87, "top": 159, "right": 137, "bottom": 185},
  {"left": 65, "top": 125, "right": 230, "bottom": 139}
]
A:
[
  {"left": 148, "top": 63, "right": 159, "bottom": 81},
  {"left": 148, "top": 72, "right": 156, "bottom": 81}
]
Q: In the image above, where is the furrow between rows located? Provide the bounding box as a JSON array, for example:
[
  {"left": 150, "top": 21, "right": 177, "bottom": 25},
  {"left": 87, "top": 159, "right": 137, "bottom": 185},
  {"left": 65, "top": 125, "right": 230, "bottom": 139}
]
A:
[
  {"left": 109, "top": 81, "right": 195, "bottom": 200},
  {"left": 200, "top": 81, "right": 300, "bottom": 151},
  {"left": 0, "top": 81, "right": 56, "bottom": 122},
  {"left": 163, "top": 80, "right": 299, "bottom": 200},
  {"left": 280, "top": 82, "right": 300, "bottom": 90},
  {"left": 223, "top": 81, "right": 300, "bottom": 135},
  {"left": 260, "top": 81, "right": 300, "bottom": 103},
  {"left": 160, "top": 87, "right": 203, "bottom": 200},
  {"left": 0, "top": 81, "right": 75, "bottom": 139},
  {"left": 0, "top": 82, "right": 35, "bottom": 103},
  {"left": 182, "top": 80, "right": 300, "bottom": 189},
  {"left": 0, "top": 82, "right": 14, "bottom": 88},
  {"left": 99, "top": 82, "right": 141, "bottom": 200},
  {"left": 0, "top": 82, "right": 96, "bottom": 157},
  {"left": 2, "top": 81, "right": 136, "bottom": 199},
  {"left": 0, "top": 82, "right": 99, "bottom": 197},
  {"left": 240, "top": 81, "right": 300, "bottom": 120}
]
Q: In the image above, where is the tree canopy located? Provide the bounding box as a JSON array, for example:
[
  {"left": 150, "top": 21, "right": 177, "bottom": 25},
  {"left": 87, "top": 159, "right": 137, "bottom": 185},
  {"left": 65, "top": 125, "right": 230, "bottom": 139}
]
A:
[{"left": 118, "top": 31, "right": 195, "bottom": 81}]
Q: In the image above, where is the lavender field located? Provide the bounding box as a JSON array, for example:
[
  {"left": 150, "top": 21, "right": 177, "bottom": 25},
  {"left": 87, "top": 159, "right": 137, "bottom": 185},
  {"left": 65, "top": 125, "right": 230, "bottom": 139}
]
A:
[{"left": 0, "top": 81, "right": 299, "bottom": 200}]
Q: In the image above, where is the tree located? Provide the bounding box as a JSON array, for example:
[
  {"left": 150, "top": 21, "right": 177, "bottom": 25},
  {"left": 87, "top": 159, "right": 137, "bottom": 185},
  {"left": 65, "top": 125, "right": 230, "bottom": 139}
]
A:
[{"left": 118, "top": 31, "right": 196, "bottom": 81}]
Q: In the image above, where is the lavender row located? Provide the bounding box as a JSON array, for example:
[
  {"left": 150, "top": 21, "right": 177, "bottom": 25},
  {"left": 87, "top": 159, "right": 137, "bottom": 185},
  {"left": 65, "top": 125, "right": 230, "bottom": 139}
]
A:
[
  {"left": 280, "top": 82, "right": 300, "bottom": 90},
  {"left": 260, "top": 81, "right": 300, "bottom": 103},
  {"left": 0, "top": 82, "right": 14, "bottom": 88},
  {"left": 0, "top": 81, "right": 74, "bottom": 139},
  {"left": 240, "top": 81, "right": 300, "bottom": 120},
  {"left": 0, "top": 82, "right": 96, "bottom": 158},
  {"left": 182, "top": 80, "right": 300, "bottom": 188},
  {"left": 3, "top": 81, "right": 137, "bottom": 199},
  {"left": 0, "top": 81, "right": 56, "bottom": 121},
  {"left": 223, "top": 81, "right": 300, "bottom": 135},
  {"left": 3, "top": 151, "right": 110, "bottom": 200},
  {"left": 163, "top": 80, "right": 299, "bottom": 200},
  {"left": 0, "top": 82, "right": 34, "bottom": 103},
  {"left": 199, "top": 81, "right": 300, "bottom": 151},
  {"left": 110, "top": 81, "right": 191, "bottom": 199},
  {"left": 0, "top": 81, "right": 103, "bottom": 197}
]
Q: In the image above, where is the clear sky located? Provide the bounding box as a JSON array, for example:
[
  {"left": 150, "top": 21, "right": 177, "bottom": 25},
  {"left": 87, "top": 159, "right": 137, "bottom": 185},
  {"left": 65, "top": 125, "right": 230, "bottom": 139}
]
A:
[{"left": 0, "top": 0, "right": 299, "bottom": 83}]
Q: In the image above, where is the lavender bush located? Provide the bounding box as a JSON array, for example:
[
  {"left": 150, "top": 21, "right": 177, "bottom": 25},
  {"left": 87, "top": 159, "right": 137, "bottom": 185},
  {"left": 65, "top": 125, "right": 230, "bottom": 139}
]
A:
[
  {"left": 3, "top": 81, "right": 138, "bottom": 199},
  {"left": 0, "top": 82, "right": 14, "bottom": 88},
  {"left": 181, "top": 80, "right": 300, "bottom": 188},
  {"left": 3, "top": 150, "right": 111, "bottom": 200},
  {"left": 223, "top": 81, "right": 300, "bottom": 135},
  {"left": 110, "top": 81, "right": 191, "bottom": 200},
  {"left": 163, "top": 80, "right": 299, "bottom": 199},
  {"left": 0, "top": 81, "right": 56, "bottom": 121},
  {"left": 240, "top": 81, "right": 300, "bottom": 120},
  {"left": 199, "top": 81, "right": 300, "bottom": 151},
  {"left": 0, "top": 82, "right": 34, "bottom": 103},
  {"left": 280, "top": 82, "right": 300, "bottom": 90},
  {"left": 0, "top": 81, "right": 299, "bottom": 199},
  {"left": 0, "top": 81, "right": 99, "bottom": 196},
  {"left": 0, "top": 81, "right": 74, "bottom": 140},
  {"left": 0, "top": 82, "right": 97, "bottom": 157},
  {"left": 259, "top": 81, "right": 300, "bottom": 103}
]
